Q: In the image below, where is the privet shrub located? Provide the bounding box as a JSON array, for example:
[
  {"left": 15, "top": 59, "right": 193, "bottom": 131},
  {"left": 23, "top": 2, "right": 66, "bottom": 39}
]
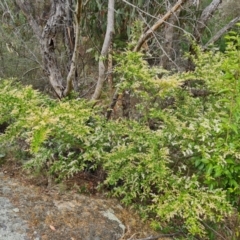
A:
[
  {"left": 0, "top": 80, "right": 104, "bottom": 178},
  {"left": 160, "top": 31, "right": 240, "bottom": 206},
  {"left": 114, "top": 29, "right": 240, "bottom": 206},
  {"left": 0, "top": 30, "right": 239, "bottom": 237},
  {"left": 102, "top": 120, "right": 232, "bottom": 236},
  {"left": 0, "top": 82, "right": 232, "bottom": 237}
]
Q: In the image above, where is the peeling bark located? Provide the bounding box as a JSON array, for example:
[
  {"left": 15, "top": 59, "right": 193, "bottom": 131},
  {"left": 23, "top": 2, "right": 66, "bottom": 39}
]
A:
[
  {"left": 39, "top": 1, "right": 66, "bottom": 98},
  {"left": 15, "top": 0, "right": 82, "bottom": 99}
]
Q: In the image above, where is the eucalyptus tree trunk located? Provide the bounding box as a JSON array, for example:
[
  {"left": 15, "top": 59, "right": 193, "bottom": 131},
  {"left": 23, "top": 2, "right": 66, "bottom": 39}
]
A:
[
  {"left": 15, "top": 0, "right": 82, "bottom": 99},
  {"left": 64, "top": 0, "right": 82, "bottom": 96},
  {"left": 91, "top": 0, "right": 115, "bottom": 100},
  {"left": 39, "top": 1, "right": 66, "bottom": 98}
]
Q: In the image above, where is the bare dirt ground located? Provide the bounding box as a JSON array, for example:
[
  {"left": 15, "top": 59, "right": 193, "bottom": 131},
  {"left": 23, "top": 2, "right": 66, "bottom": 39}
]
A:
[{"left": 0, "top": 160, "right": 173, "bottom": 240}]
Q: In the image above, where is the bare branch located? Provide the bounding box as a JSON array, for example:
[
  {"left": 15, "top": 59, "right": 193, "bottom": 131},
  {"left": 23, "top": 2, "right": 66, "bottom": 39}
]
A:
[
  {"left": 193, "top": 0, "right": 222, "bottom": 42},
  {"left": 138, "top": 11, "right": 181, "bottom": 70},
  {"left": 15, "top": 0, "right": 41, "bottom": 40},
  {"left": 22, "top": 67, "right": 40, "bottom": 78},
  {"left": 133, "top": 0, "right": 188, "bottom": 52},
  {"left": 122, "top": 0, "right": 159, "bottom": 20},
  {"left": 201, "top": 221, "right": 227, "bottom": 240},
  {"left": 203, "top": 16, "right": 240, "bottom": 49},
  {"left": 83, "top": 0, "right": 91, "bottom": 7}
]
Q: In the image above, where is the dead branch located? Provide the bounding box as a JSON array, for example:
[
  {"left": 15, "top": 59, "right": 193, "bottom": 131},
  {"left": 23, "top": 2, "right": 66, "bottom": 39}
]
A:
[
  {"left": 133, "top": 0, "right": 188, "bottom": 52},
  {"left": 15, "top": 0, "right": 41, "bottom": 40},
  {"left": 203, "top": 15, "right": 240, "bottom": 49},
  {"left": 193, "top": 0, "right": 222, "bottom": 43}
]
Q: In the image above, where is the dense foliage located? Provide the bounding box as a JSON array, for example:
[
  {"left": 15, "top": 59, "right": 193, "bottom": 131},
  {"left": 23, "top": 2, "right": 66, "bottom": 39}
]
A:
[
  {"left": 0, "top": 79, "right": 233, "bottom": 237},
  {"left": 1, "top": 30, "right": 240, "bottom": 238}
]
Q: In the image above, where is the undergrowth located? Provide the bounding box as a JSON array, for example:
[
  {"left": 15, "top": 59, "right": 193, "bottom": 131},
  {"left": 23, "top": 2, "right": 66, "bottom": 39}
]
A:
[{"left": 1, "top": 28, "right": 240, "bottom": 238}]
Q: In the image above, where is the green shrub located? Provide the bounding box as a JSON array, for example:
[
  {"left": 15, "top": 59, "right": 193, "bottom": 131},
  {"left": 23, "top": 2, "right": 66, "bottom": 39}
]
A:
[
  {"left": 1, "top": 30, "right": 240, "bottom": 237},
  {"left": 0, "top": 79, "right": 104, "bottom": 178},
  {"left": 160, "top": 31, "right": 240, "bottom": 205},
  {"left": 102, "top": 120, "right": 232, "bottom": 236}
]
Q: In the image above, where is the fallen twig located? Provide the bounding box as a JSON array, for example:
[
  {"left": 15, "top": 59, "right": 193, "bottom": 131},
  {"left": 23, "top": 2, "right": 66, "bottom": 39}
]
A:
[{"left": 129, "top": 233, "right": 180, "bottom": 240}]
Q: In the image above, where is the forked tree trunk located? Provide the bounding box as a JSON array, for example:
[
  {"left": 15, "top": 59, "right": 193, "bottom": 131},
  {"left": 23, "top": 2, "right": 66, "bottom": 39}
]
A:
[{"left": 15, "top": 0, "right": 82, "bottom": 99}]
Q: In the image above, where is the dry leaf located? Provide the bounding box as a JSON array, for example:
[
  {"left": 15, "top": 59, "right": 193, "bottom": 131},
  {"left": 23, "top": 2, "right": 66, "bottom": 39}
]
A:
[{"left": 49, "top": 225, "right": 56, "bottom": 231}]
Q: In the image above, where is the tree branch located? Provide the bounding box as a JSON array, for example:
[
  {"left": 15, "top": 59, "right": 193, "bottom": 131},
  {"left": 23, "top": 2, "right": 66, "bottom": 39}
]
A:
[
  {"left": 203, "top": 16, "right": 240, "bottom": 49},
  {"left": 15, "top": 0, "right": 41, "bottom": 40},
  {"left": 193, "top": 0, "right": 222, "bottom": 42},
  {"left": 133, "top": 0, "right": 188, "bottom": 52}
]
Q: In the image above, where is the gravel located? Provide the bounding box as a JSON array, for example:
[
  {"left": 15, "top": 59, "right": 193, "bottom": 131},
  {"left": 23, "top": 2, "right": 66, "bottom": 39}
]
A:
[{"left": 0, "top": 179, "right": 30, "bottom": 240}]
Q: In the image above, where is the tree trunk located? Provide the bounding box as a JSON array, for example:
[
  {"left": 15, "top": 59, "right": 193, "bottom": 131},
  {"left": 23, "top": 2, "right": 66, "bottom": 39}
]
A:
[
  {"left": 107, "top": 32, "right": 113, "bottom": 97},
  {"left": 64, "top": 0, "right": 82, "bottom": 96},
  {"left": 91, "top": 0, "right": 115, "bottom": 100},
  {"left": 40, "top": 1, "right": 66, "bottom": 98},
  {"left": 15, "top": 0, "right": 82, "bottom": 99},
  {"left": 64, "top": 0, "right": 76, "bottom": 88}
]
